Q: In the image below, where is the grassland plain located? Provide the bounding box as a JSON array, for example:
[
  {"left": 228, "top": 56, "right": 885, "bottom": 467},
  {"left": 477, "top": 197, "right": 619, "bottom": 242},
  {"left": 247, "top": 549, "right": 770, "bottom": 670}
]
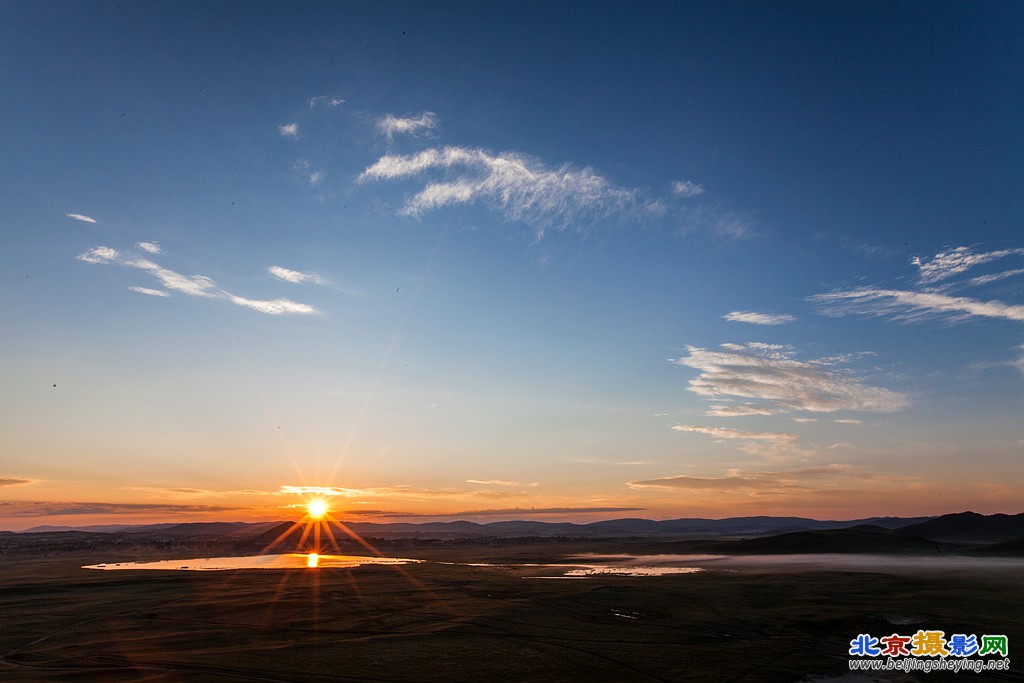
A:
[{"left": 2, "top": 544, "right": 1021, "bottom": 682}]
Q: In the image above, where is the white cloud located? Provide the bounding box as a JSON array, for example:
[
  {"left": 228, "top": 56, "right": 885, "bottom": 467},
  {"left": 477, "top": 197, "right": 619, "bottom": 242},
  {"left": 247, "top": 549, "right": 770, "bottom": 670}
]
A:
[
  {"left": 671, "top": 180, "right": 705, "bottom": 197},
  {"left": 792, "top": 418, "right": 818, "bottom": 423},
  {"left": 672, "top": 425, "right": 798, "bottom": 445},
  {"left": 707, "top": 404, "right": 776, "bottom": 417},
  {"left": 359, "top": 146, "right": 636, "bottom": 234},
  {"left": 629, "top": 465, "right": 850, "bottom": 491},
  {"left": 279, "top": 123, "right": 299, "bottom": 138},
  {"left": 309, "top": 96, "right": 345, "bottom": 108},
  {"left": 128, "top": 286, "right": 170, "bottom": 297},
  {"left": 912, "top": 246, "right": 1024, "bottom": 284},
  {"left": 268, "top": 266, "right": 329, "bottom": 286},
  {"left": 810, "top": 288, "right": 1024, "bottom": 324},
  {"left": 673, "top": 344, "right": 909, "bottom": 414},
  {"left": 78, "top": 245, "right": 318, "bottom": 315},
  {"left": 292, "top": 159, "right": 324, "bottom": 187},
  {"left": 834, "top": 418, "right": 862, "bottom": 425},
  {"left": 66, "top": 213, "right": 97, "bottom": 223},
  {"left": 125, "top": 257, "right": 219, "bottom": 298},
  {"left": 226, "top": 295, "right": 318, "bottom": 315},
  {"left": 965, "top": 268, "right": 1024, "bottom": 288},
  {"left": 376, "top": 112, "right": 438, "bottom": 140},
  {"left": 136, "top": 241, "right": 162, "bottom": 254},
  {"left": 76, "top": 246, "right": 119, "bottom": 264},
  {"left": 466, "top": 479, "right": 518, "bottom": 486},
  {"left": 279, "top": 485, "right": 363, "bottom": 497},
  {"left": 723, "top": 311, "right": 796, "bottom": 325}
]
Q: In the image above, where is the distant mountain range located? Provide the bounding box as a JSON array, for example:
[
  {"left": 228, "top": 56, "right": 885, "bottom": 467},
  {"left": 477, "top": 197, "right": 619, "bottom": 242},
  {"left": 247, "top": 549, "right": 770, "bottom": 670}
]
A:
[
  {"left": 22, "top": 515, "right": 933, "bottom": 537},
  {"left": 16, "top": 511, "right": 1023, "bottom": 543},
  {"left": 6, "top": 512, "right": 1022, "bottom": 556}
]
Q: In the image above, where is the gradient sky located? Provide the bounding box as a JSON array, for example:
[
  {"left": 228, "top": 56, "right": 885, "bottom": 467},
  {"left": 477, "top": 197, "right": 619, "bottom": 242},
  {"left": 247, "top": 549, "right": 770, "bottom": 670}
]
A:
[{"left": 1, "top": 1, "right": 1021, "bottom": 530}]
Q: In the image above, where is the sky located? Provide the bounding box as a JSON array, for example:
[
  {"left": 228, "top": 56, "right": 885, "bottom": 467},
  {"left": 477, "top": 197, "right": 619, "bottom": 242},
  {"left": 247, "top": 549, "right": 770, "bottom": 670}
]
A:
[{"left": 1, "top": 1, "right": 1021, "bottom": 530}]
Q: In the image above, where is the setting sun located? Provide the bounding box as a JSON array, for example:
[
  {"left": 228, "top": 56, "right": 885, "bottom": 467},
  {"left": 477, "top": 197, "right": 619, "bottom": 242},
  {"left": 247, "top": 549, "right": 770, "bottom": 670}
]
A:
[{"left": 307, "top": 499, "right": 328, "bottom": 520}]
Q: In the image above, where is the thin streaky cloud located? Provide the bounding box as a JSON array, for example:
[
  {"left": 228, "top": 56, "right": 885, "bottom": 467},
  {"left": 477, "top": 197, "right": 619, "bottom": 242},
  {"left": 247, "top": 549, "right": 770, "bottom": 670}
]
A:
[
  {"left": 268, "top": 266, "right": 330, "bottom": 286},
  {"left": 227, "top": 295, "right": 318, "bottom": 315},
  {"left": 707, "top": 404, "right": 776, "bottom": 417},
  {"left": 376, "top": 112, "right": 437, "bottom": 140},
  {"left": 792, "top": 418, "right": 818, "bottom": 423},
  {"left": 0, "top": 478, "right": 32, "bottom": 487},
  {"left": 438, "top": 506, "right": 643, "bottom": 516},
  {"left": 279, "top": 123, "right": 299, "bottom": 138},
  {"left": 671, "top": 180, "right": 705, "bottom": 197},
  {"left": 279, "top": 485, "right": 361, "bottom": 497},
  {"left": 672, "top": 425, "right": 798, "bottom": 445},
  {"left": 834, "top": 419, "right": 862, "bottom": 425},
  {"left": 66, "top": 213, "right": 97, "bottom": 223},
  {"left": 128, "top": 286, "right": 170, "bottom": 297},
  {"left": 723, "top": 311, "right": 796, "bottom": 325},
  {"left": 360, "top": 146, "right": 636, "bottom": 234},
  {"left": 466, "top": 479, "right": 518, "bottom": 486},
  {"left": 3, "top": 501, "right": 242, "bottom": 517},
  {"left": 628, "top": 465, "right": 849, "bottom": 491},
  {"left": 673, "top": 345, "right": 909, "bottom": 414},
  {"left": 810, "top": 288, "right": 1024, "bottom": 324},
  {"left": 125, "top": 257, "right": 219, "bottom": 298},
  {"left": 79, "top": 245, "right": 318, "bottom": 315},
  {"left": 912, "top": 246, "right": 1024, "bottom": 284},
  {"left": 964, "top": 268, "right": 1024, "bottom": 288},
  {"left": 309, "top": 96, "right": 345, "bottom": 108}
]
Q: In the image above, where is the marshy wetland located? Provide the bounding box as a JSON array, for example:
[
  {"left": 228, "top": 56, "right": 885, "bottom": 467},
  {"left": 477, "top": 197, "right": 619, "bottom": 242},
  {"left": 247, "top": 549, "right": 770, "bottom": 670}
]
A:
[{"left": 3, "top": 538, "right": 1022, "bottom": 681}]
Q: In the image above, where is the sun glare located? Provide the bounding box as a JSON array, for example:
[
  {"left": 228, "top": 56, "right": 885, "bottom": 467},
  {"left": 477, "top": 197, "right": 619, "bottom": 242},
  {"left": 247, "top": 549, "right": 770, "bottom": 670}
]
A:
[
  {"left": 307, "top": 499, "right": 328, "bottom": 520},
  {"left": 306, "top": 552, "right": 319, "bottom": 568}
]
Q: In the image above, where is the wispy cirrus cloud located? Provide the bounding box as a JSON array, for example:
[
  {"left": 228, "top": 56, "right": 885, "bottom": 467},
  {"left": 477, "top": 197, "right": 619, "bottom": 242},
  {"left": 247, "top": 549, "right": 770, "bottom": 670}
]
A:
[
  {"left": 136, "top": 241, "right": 161, "bottom": 254},
  {"left": 629, "top": 465, "right": 850, "bottom": 491},
  {"left": 913, "top": 246, "right": 1024, "bottom": 285},
  {"left": 964, "top": 269, "right": 1024, "bottom": 288},
  {"left": 66, "top": 213, "right": 97, "bottom": 223},
  {"left": 672, "top": 425, "right": 798, "bottom": 445},
  {"left": 268, "top": 266, "right": 330, "bottom": 286},
  {"left": 376, "top": 112, "right": 437, "bottom": 141},
  {"left": 673, "top": 343, "right": 909, "bottom": 415},
  {"left": 128, "top": 286, "right": 170, "bottom": 297},
  {"left": 292, "top": 159, "right": 324, "bottom": 187},
  {"left": 77, "top": 245, "right": 318, "bottom": 315},
  {"left": 810, "top": 288, "right": 1024, "bottom": 324},
  {"left": 2, "top": 501, "right": 242, "bottom": 517},
  {"left": 429, "top": 506, "right": 644, "bottom": 517},
  {"left": 834, "top": 418, "right": 862, "bottom": 425},
  {"left": 707, "top": 404, "right": 776, "bottom": 417},
  {"left": 278, "top": 485, "right": 364, "bottom": 497},
  {"left": 0, "top": 478, "right": 32, "bottom": 487},
  {"left": 226, "top": 295, "right": 317, "bottom": 315},
  {"left": 279, "top": 123, "right": 299, "bottom": 138},
  {"left": 671, "top": 180, "right": 705, "bottom": 197},
  {"left": 723, "top": 311, "right": 796, "bottom": 325},
  {"left": 466, "top": 479, "right": 518, "bottom": 486},
  {"left": 359, "top": 146, "right": 638, "bottom": 235},
  {"left": 309, "top": 96, "right": 345, "bottom": 108}
]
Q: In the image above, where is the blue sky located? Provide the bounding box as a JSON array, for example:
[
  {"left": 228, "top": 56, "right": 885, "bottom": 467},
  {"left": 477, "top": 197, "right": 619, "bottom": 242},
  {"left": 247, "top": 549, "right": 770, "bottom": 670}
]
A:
[{"left": 1, "top": 1, "right": 1021, "bottom": 528}]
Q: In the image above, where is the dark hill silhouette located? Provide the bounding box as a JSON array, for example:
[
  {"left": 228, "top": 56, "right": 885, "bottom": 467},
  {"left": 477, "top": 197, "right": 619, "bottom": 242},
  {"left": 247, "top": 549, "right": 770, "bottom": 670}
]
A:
[
  {"left": 963, "top": 536, "right": 1024, "bottom": 557},
  {"left": 711, "top": 528, "right": 947, "bottom": 555},
  {"left": 894, "top": 512, "right": 1024, "bottom": 542}
]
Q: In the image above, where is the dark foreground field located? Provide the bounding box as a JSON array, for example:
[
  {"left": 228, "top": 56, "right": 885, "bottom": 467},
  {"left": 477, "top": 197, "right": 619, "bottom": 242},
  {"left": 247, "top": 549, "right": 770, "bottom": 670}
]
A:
[{"left": 2, "top": 543, "right": 1021, "bottom": 682}]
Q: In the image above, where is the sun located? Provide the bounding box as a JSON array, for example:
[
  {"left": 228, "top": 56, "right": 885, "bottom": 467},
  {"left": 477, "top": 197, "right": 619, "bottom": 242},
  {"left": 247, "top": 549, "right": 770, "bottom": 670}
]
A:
[{"left": 307, "top": 499, "right": 328, "bottom": 520}]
